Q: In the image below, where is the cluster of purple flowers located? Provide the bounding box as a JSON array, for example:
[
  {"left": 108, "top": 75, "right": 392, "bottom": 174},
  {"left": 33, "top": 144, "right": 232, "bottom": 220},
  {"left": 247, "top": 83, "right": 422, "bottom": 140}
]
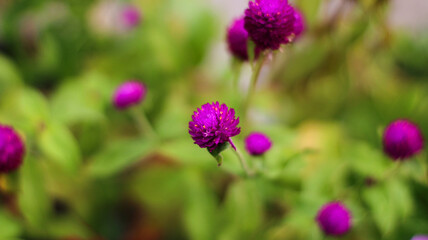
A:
[
  {"left": 227, "top": 0, "right": 305, "bottom": 60},
  {"left": 187, "top": 2, "right": 425, "bottom": 236}
]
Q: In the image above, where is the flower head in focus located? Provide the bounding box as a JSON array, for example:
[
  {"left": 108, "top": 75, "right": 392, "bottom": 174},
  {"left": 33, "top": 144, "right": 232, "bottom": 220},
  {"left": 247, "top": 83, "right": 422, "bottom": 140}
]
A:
[
  {"left": 383, "top": 119, "right": 424, "bottom": 160},
  {"left": 113, "top": 81, "right": 147, "bottom": 110},
  {"left": 245, "top": 132, "right": 272, "bottom": 155},
  {"left": 316, "top": 202, "right": 352, "bottom": 236},
  {"left": 189, "top": 102, "right": 240, "bottom": 152},
  {"left": 0, "top": 125, "right": 25, "bottom": 173},
  {"left": 244, "top": 0, "right": 296, "bottom": 50}
]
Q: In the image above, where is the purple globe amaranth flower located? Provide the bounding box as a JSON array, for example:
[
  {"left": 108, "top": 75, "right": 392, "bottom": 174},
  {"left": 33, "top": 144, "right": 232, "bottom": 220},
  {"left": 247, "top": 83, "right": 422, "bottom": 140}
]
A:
[
  {"left": 0, "top": 125, "right": 25, "bottom": 173},
  {"left": 244, "top": 0, "right": 296, "bottom": 50},
  {"left": 292, "top": 8, "right": 305, "bottom": 39},
  {"left": 412, "top": 235, "right": 428, "bottom": 240},
  {"left": 113, "top": 81, "right": 147, "bottom": 110},
  {"left": 189, "top": 102, "right": 240, "bottom": 152},
  {"left": 383, "top": 119, "right": 424, "bottom": 160},
  {"left": 316, "top": 202, "right": 352, "bottom": 236},
  {"left": 227, "top": 17, "right": 259, "bottom": 61},
  {"left": 245, "top": 132, "right": 272, "bottom": 155},
  {"left": 121, "top": 5, "right": 141, "bottom": 29}
]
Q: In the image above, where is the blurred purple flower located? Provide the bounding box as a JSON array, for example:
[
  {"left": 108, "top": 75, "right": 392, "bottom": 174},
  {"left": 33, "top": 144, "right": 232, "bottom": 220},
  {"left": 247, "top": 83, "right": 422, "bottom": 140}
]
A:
[
  {"left": 189, "top": 102, "right": 240, "bottom": 152},
  {"left": 113, "top": 81, "right": 146, "bottom": 110},
  {"left": 89, "top": 1, "right": 142, "bottom": 36},
  {"left": 412, "top": 235, "right": 428, "bottom": 240},
  {"left": 316, "top": 201, "right": 352, "bottom": 236},
  {"left": 227, "top": 17, "right": 258, "bottom": 61},
  {"left": 121, "top": 5, "right": 141, "bottom": 28},
  {"left": 245, "top": 132, "right": 272, "bottom": 155},
  {"left": 383, "top": 119, "right": 424, "bottom": 160},
  {"left": 244, "top": 0, "right": 296, "bottom": 50},
  {"left": 292, "top": 8, "right": 305, "bottom": 39},
  {"left": 0, "top": 125, "right": 25, "bottom": 173}
]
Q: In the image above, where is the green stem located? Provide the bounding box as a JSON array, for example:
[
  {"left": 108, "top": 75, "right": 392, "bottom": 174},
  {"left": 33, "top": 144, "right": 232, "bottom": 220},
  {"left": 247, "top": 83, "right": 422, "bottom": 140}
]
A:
[
  {"left": 129, "top": 107, "right": 157, "bottom": 138},
  {"left": 418, "top": 155, "right": 428, "bottom": 184},
  {"left": 233, "top": 61, "right": 243, "bottom": 92},
  {"left": 232, "top": 146, "right": 254, "bottom": 177},
  {"left": 243, "top": 54, "right": 266, "bottom": 118},
  {"left": 382, "top": 161, "right": 402, "bottom": 181}
]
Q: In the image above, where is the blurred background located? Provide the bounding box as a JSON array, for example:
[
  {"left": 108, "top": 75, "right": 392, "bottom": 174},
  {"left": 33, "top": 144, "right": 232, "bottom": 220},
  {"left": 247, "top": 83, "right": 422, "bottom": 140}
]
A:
[{"left": 1, "top": 0, "right": 428, "bottom": 239}]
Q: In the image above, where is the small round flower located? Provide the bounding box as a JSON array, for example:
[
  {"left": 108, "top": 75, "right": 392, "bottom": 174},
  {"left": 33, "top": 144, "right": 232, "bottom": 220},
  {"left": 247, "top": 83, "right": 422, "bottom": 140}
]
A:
[
  {"left": 113, "top": 81, "right": 146, "bottom": 110},
  {"left": 244, "top": 0, "right": 296, "bottom": 50},
  {"left": 121, "top": 5, "right": 141, "bottom": 29},
  {"left": 292, "top": 8, "right": 305, "bottom": 39},
  {"left": 245, "top": 132, "right": 272, "bottom": 155},
  {"left": 227, "top": 17, "right": 258, "bottom": 61},
  {"left": 316, "top": 202, "right": 352, "bottom": 236},
  {"left": 0, "top": 125, "right": 25, "bottom": 173},
  {"left": 412, "top": 235, "right": 428, "bottom": 240},
  {"left": 189, "top": 102, "right": 240, "bottom": 152},
  {"left": 383, "top": 119, "right": 424, "bottom": 160}
]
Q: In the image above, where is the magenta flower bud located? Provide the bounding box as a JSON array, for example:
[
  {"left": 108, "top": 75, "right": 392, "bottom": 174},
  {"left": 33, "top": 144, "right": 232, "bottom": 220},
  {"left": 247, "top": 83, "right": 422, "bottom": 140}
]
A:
[
  {"left": 244, "top": 0, "right": 296, "bottom": 50},
  {"left": 245, "top": 132, "right": 272, "bottom": 155},
  {"left": 412, "top": 235, "right": 428, "bottom": 240},
  {"left": 383, "top": 119, "right": 424, "bottom": 160},
  {"left": 121, "top": 5, "right": 141, "bottom": 28},
  {"left": 113, "top": 81, "right": 146, "bottom": 110},
  {"left": 292, "top": 8, "right": 305, "bottom": 39},
  {"left": 227, "top": 17, "right": 258, "bottom": 61},
  {"left": 0, "top": 125, "right": 25, "bottom": 173},
  {"left": 316, "top": 202, "right": 352, "bottom": 236},
  {"left": 189, "top": 102, "right": 240, "bottom": 152}
]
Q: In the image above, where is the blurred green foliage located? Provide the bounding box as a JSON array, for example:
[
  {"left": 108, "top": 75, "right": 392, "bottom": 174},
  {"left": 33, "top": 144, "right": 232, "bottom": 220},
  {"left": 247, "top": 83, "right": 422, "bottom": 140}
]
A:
[{"left": 1, "top": 0, "right": 428, "bottom": 239}]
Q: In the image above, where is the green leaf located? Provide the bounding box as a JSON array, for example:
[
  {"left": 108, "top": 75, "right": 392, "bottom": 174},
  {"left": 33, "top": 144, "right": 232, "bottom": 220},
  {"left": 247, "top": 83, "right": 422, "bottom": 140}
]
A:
[
  {"left": 38, "top": 122, "right": 81, "bottom": 173},
  {"left": 157, "top": 139, "right": 212, "bottom": 167},
  {"left": 87, "top": 138, "right": 154, "bottom": 178},
  {"left": 50, "top": 72, "right": 113, "bottom": 125},
  {"left": 219, "top": 180, "right": 264, "bottom": 240},
  {"left": 298, "top": 0, "right": 321, "bottom": 27},
  {"left": 183, "top": 170, "right": 218, "bottom": 240},
  {"left": 0, "top": 210, "right": 22, "bottom": 238},
  {"left": 363, "top": 184, "right": 397, "bottom": 235},
  {"left": 0, "top": 54, "right": 22, "bottom": 97},
  {"left": 18, "top": 157, "right": 51, "bottom": 231},
  {"left": 0, "top": 88, "right": 50, "bottom": 133}
]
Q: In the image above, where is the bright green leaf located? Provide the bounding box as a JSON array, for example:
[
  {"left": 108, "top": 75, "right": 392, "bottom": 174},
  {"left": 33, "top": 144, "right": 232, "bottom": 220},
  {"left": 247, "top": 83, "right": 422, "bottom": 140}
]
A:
[
  {"left": 87, "top": 138, "right": 154, "bottom": 178},
  {"left": 38, "top": 122, "right": 81, "bottom": 173}
]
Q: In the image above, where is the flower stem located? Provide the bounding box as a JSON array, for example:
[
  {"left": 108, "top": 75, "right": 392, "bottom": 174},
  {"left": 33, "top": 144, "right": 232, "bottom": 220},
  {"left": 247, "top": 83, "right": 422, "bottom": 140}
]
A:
[
  {"left": 232, "top": 59, "right": 243, "bottom": 92},
  {"left": 129, "top": 107, "right": 157, "bottom": 138},
  {"left": 418, "top": 155, "right": 428, "bottom": 184},
  {"left": 382, "top": 161, "right": 402, "bottom": 181},
  {"left": 232, "top": 146, "right": 254, "bottom": 177},
  {"left": 243, "top": 53, "right": 266, "bottom": 118}
]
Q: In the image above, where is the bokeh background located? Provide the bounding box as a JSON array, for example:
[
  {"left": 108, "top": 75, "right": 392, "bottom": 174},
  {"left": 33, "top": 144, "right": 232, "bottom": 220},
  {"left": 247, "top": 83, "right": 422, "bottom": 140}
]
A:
[{"left": 1, "top": 0, "right": 428, "bottom": 239}]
